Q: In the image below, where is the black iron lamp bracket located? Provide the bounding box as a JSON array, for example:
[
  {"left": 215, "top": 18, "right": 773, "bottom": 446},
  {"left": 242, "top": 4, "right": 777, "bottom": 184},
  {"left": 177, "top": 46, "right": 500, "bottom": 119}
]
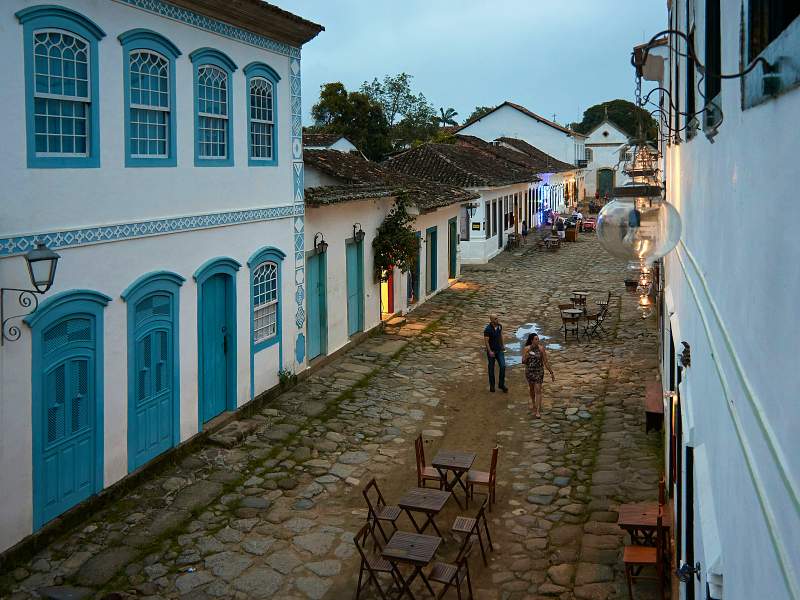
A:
[
  {"left": 1, "top": 288, "right": 40, "bottom": 345},
  {"left": 677, "top": 561, "right": 702, "bottom": 583},
  {"left": 680, "top": 341, "right": 691, "bottom": 367}
]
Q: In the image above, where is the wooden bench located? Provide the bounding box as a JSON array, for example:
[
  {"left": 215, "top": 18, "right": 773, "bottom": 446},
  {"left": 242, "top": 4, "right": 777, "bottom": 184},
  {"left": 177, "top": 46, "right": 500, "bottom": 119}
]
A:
[{"left": 644, "top": 380, "right": 664, "bottom": 433}]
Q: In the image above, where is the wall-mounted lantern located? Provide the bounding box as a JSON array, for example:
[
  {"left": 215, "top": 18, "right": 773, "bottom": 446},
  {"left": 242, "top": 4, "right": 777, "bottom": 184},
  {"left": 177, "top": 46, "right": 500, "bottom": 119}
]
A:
[
  {"left": 466, "top": 202, "right": 479, "bottom": 219},
  {"left": 313, "top": 232, "right": 328, "bottom": 255},
  {"left": 353, "top": 223, "right": 366, "bottom": 243},
  {"left": 680, "top": 341, "right": 691, "bottom": 368},
  {"left": 2, "top": 241, "right": 61, "bottom": 345}
]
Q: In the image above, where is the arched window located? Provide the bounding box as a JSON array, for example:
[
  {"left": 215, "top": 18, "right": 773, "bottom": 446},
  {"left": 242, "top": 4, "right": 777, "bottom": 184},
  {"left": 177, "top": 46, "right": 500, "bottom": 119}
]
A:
[
  {"left": 16, "top": 6, "right": 106, "bottom": 168},
  {"left": 190, "top": 48, "right": 237, "bottom": 166},
  {"left": 119, "top": 30, "right": 180, "bottom": 166},
  {"left": 253, "top": 261, "right": 278, "bottom": 342},
  {"left": 244, "top": 62, "right": 281, "bottom": 166},
  {"left": 585, "top": 148, "right": 593, "bottom": 162}
]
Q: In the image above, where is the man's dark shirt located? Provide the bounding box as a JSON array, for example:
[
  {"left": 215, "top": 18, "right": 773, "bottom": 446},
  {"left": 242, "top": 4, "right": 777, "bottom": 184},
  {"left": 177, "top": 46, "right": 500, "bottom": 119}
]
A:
[{"left": 484, "top": 323, "right": 503, "bottom": 353}]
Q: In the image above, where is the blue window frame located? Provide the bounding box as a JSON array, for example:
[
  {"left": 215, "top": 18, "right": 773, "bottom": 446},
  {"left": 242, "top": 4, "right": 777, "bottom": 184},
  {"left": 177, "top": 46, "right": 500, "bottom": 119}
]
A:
[
  {"left": 118, "top": 30, "right": 181, "bottom": 167},
  {"left": 190, "top": 48, "right": 237, "bottom": 167},
  {"left": 248, "top": 247, "right": 285, "bottom": 353},
  {"left": 16, "top": 6, "right": 105, "bottom": 168},
  {"left": 243, "top": 62, "right": 280, "bottom": 166}
]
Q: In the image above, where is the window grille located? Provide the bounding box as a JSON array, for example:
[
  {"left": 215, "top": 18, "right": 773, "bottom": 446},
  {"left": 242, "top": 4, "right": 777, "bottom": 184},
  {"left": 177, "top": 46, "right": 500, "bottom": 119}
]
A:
[
  {"left": 249, "top": 77, "right": 274, "bottom": 160},
  {"left": 197, "top": 65, "right": 228, "bottom": 159},
  {"left": 32, "top": 30, "right": 90, "bottom": 156},
  {"left": 129, "top": 50, "right": 169, "bottom": 157},
  {"left": 253, "top": 262, "right": 278, "bottom": 342}
]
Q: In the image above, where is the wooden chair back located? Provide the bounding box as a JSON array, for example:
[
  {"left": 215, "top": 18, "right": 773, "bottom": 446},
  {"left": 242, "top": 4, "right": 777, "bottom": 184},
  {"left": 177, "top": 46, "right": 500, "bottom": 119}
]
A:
[
  {"left": 354, "top": 523, "right": 376, "bottom": 555},
  {"left": 558, "top": 303, "right": 574, "bottom": 311},
  {"left": 362, "top": 478, "right": 386, "bottom": 518},
  {"left": 658, "top": 475, "right": 666, "bottom": 506},
  {"left": 571, "top": 295, "right": 586, "bottom": 306},
  {"left": 561, "top": 312, "right": 580, "bottom": 325},
  {"left": 415, "top": 434, "right": 426, "bottom": 467},
  {"left": 489, "top": 446, "right": 499, "bottom": 485}
]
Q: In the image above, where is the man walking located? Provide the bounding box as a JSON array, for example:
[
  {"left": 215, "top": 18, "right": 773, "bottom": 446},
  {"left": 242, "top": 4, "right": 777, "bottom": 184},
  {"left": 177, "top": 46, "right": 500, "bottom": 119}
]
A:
[{"left": 484, "top": 314, "right": 508, "bottom": 393}]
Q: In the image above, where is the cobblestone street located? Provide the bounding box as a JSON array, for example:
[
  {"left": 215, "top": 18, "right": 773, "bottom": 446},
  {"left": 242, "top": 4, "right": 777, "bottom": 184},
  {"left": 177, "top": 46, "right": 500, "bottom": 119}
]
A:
[{"left": 2, "top": 232, "right": 663, "bottom": 600}]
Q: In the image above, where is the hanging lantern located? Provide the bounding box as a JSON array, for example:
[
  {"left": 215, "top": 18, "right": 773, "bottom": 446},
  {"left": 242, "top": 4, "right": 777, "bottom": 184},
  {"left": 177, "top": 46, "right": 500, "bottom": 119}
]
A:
[{"left": 596, "top": 182, "right": 681, "bottom": 270}]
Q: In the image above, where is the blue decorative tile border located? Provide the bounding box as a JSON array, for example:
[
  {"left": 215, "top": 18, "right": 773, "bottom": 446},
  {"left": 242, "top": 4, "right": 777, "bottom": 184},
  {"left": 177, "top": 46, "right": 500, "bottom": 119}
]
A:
[
  {"left": 0, "top": 205, "right": 301, "bottom": 257},
  {"left": 114, "top": 0, "right": 301, "bottom": 58},
  {"left": 290, "top": 56, "right": 306, "bottom": 352}
]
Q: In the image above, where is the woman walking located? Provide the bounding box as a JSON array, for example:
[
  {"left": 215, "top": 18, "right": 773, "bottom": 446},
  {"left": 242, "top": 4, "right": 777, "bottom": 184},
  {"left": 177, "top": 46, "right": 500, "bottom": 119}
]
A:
[{"left": 523, "top": 333, "right": 555, "bottom": 418}]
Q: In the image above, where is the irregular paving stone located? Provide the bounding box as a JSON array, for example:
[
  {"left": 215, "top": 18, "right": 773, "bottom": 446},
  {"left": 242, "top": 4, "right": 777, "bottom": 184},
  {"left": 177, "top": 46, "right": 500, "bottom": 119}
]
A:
[
  {"left": 36, "top": 586, "right": 94, "bottom": 600},
  {"left": 172, "top": 481, "right": 224, "bottom": 512},
  {"left": 295, "top": 575, "right": 332, "bottom": 599},
  {"left": 337, "top": 451, "right": 369, "bottom": 465},
  {"left": 547, "top": 564, "right": 575, "bottom": 587},
  {"left": 293, "top": 532, "right": 337, "bottom": 555},
  {"left": 76, "top": 547, "right": 138, "bottom": 587},
  {"left": 175, "top": 570, "right": 215, "bottom": 594},
  {"left": 204, "top": 551, "right": 253, "bottom": 581},
  {"left": 575, "top": 563, "right": 614, "bottom": 585},
  {"left": 266, "top": 549, "right": 302, "bottom": 574},
  {"left": 215, "top": 526, "right": 243, "bottom": 543},
  {"left": 242, "top": 536, "right": 275, "bottom": 556},
  {"left": 305, "top": 560, "right": 342, "bottom": 577},
  {"left": 233, "top": 567, "right": 284, "bottom": 598}
]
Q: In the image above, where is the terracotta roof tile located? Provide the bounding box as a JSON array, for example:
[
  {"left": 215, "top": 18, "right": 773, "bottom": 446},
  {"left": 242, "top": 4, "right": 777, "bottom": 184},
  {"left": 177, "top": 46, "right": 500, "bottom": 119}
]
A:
[
  {"left": 302, "top": 132, "right": 347, "bottom": 148},
  {"left": 496, "top": 137, "right": 576, "bottom": 173}
]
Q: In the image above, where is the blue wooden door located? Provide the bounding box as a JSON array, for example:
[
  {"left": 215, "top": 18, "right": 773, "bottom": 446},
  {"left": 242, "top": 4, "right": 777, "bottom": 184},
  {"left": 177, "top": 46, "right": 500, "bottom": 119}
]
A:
[
  {"left": 201, "top": 274, "right": 230, "bottom": 422},
  {"left": 306, "top": 253, "right": 326, "bottom": 359},
  {"left": 448, "top": 218, "right": 458, "bottom": 278},
  {"left": 346, "top": 241, "right": 364, "bottom": 336},
  {"left": 130, "top": 293, "right": 175, "bottom": 470},
  {"left": 426, "top": 227, "right": 437, "bottom": 293},
  {"left": 38, "top": 317, "right": 97, "bottom": 526}
]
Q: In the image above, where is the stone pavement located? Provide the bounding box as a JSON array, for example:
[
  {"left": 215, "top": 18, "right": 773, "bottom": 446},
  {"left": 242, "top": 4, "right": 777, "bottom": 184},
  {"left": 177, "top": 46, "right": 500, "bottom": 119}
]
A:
[{"left": 1, "top": 230, "right": 664, "bottom": 600}]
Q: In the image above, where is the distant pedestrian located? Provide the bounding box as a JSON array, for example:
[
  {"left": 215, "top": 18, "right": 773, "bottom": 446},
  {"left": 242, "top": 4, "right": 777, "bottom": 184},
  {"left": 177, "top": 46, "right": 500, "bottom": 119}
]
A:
[
  {"left": 556, "top": 218, "right": 566, "bottom": 240},
  {"left": 521, "top": 220, "right": 528, "bottom": 244},
  {"left": 484, "top": 314, "right": 508, "bottom": 393},
  {"left": 522, "top": 333, "right": 555, "bottom": 418}
]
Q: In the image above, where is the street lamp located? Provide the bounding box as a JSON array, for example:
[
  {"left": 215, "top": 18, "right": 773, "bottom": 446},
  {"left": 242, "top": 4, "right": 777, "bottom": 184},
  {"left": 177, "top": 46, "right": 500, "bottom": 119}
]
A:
[
  {"left": 2, "top": 241, "right": 61, "bottom": 344},
  {"left": 312, "top": 232, "right": 328, "bottom": 255},
  {"left": 466, "top": 202, "right": 479, "bottom": 219},
  {"left": 353, "top": 223, "right": 366, "bottom": 243}
]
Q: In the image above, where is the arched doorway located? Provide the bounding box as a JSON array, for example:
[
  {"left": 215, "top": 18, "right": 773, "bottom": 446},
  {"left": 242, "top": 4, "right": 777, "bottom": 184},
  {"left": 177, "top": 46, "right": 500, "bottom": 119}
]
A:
[{"left": 597, "top": 169, "right": 615, "bottom": 198}]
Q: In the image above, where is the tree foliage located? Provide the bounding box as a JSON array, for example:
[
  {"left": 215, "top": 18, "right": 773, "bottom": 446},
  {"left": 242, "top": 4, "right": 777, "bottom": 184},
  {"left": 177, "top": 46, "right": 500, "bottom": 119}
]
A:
[
  {"left": 438, "top": 107, "right": 459, "bottom": 127},
  {"left": 570, "top": 99, "right": 658, "bottom": 140},
  {"left": 465, "top": 105, "right": 495, "bottom": 123},
  {"left": 360, "top": 73, "right": 438, "bottom": 149},
  {"left": 372, "top": 195, "right": 420, "bottom": 282},
  {"left": 310, "top": 82, "right": 392, "bottom": 160}
]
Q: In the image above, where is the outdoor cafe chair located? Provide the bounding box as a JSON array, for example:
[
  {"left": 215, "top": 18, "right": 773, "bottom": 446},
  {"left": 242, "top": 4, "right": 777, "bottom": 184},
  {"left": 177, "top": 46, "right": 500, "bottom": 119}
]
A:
[
  {"left": 466, "top": 446, "right": 498, "bottom": 511},
  {"left": 583, "top": 311, "right": 602, "bottom": 339},
  {"left": 623, "top": 509, "right": 666, "bottom": 600},
  {"left": 428, "top": 536, "right": 475, "bottom": 600},
  {"left": 451, "top": 497, "right": 493, "bottom": 566},
  {"left": 354, "top": 523, "right": 400, "bottom": 600},
  {"left": 557, "top": 303, "right": 574, "bottom": 332},
  {"left": 597, "top": 290, "right": 612, "bottom": 309},
  {"left": 595, "top": 304, "right": 610, "bottom": 334},
  {"left": 415, "top": 434, "right": 444, "bottom": 490},
  {"left": 363, "top": 478, "right": 402, "bottom": 544},
  {"left": 561, "top": 312, "right": 581, "bottom": 341}
]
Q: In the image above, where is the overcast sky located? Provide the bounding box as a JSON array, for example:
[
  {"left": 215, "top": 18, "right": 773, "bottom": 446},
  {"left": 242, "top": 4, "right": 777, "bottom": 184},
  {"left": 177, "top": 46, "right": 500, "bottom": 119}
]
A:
[{"left": 278, "top": 0, "right": 666, "bottom": 127}]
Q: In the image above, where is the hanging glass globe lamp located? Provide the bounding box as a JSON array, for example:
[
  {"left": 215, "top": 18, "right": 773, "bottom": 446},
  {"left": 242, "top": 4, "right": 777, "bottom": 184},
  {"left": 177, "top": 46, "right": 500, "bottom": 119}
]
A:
[{"left": 596, "top": 181, "right": 682, "bottom": 270}]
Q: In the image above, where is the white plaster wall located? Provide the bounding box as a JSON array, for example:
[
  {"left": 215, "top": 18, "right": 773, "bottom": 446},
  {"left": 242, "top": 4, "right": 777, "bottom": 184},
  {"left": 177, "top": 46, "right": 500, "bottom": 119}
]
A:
[
  {"left": 583, "top": 145, "right": 630, "bottom": 197},
  {"left": 412, "top": 205, "right": 460, "bottom": 298},
  {"left": 460, "top": 184, "right": 529, "bottom": 264},
  {"left": 0, "top": 217, "right": 296, "bottom": 551},
  {"left": 0, "top": 0, "right": 294, "bottom": 237},
  {"left": 458, "top": 104, "right": 579, "bottom": 165},
  {"left": 304, "top": 199, "right": 393, "bottom": 357},
  {"left": 662, "top": 2, "right": 800, "bottom": 597}
]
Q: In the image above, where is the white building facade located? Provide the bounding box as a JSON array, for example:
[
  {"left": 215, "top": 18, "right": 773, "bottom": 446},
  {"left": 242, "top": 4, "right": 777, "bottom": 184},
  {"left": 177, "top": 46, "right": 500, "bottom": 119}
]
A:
[
  {"left": 0, "top": 0, "right": 321, "bottom": 552},
  {"left": 582, "top": 118, "right": 632, "bottom": 199},
  {"left": 645, "top": 2, "right": 800, "bottom": 599}
]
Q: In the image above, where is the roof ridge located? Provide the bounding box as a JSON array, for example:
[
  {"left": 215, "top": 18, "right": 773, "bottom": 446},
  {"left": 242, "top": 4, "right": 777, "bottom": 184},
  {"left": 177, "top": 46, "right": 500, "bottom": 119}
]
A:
[{"left": 427, "top": 144, "right": 486, "bottom": 186}]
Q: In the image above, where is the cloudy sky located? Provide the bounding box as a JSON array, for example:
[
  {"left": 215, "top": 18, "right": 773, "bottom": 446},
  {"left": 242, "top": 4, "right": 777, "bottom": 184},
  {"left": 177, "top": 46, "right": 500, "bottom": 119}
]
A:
[{"left": 278, "top": 0, "right": 666, "bottom": 127}]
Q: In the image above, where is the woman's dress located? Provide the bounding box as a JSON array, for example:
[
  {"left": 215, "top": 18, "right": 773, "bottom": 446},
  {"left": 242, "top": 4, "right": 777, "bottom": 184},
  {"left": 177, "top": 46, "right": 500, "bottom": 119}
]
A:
[{"left": 524, "top": 345, "right": 544, "bottom": 384}]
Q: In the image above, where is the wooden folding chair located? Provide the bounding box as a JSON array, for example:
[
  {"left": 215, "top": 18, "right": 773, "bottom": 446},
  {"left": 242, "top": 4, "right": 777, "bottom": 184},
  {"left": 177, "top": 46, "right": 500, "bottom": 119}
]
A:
[
  {"left": 354, "top": 524, "right": 399, "bottom": 600},
  {"left": 658, "top": 475, "right": 666, "bottom": 506},
  {"left": 596, "top": 290, "right": 612, "bottom": 309},
  {"left": 583, "top": 311, "right": 602, "bottom": 338},
  {"left": 428, "top": 535, "right": 475, "bottom": 600},
  {"left": 363, "top": 478, "right": 401, "bottom": 544},
  {"left": 561, "top": 312, "right": 581, "bottom": 341},
  {"left": 623, "top": 510, "right": 665, "bottom": 600},
  {"left": 415, "top": 434, "right": 443, "bottom": 489},
  {"left": 452, "top": 497, "right": 494, "bottom": 566},
  {"left": 466, "top": 446, "right": 498, "bottom": 510}
]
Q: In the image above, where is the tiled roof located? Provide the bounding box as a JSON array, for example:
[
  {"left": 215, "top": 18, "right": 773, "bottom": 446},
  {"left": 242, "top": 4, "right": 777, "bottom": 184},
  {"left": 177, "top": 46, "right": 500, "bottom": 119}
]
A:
[
  {"left": 456, "top": 101, "right": 586, "bottom": 138},
  {"left": 170, "top": 0, "right": 323, "bottom": 46},
  {"left": 496, "top": 137, "right": 576, "bottom": 173},
  {"left": 302, "top": 132, "right": 347, "bottom": 148},
  {"left": 454, "top": 135, "right": 542, "bottom": 178},
  {"left": 303, "top": 149, "right": 479, "bottom": 210},
  {"left": 382, "top": 143, "right": 535, "bottom": 188}
]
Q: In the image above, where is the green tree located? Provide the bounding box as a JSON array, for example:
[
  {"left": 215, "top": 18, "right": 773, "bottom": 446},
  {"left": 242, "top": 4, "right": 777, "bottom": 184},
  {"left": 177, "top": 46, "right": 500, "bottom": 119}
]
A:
[
  {"left": 310, "top": 82, "right": 392, "bottom": 160},
  {"left": 438, "top": 107, "right": 459, "bottom": 127},
  {"left": 465, "top": 105, "right": 495, "bottom": 123},
  {"left": 372, "top": 195, "right": 420, "bottom": 281},
  {"left": 360, "top": 73, "right": 437, "bottom": 148},
  {"left": 570, "top": 99, "right": 658, "bottom": 140}
]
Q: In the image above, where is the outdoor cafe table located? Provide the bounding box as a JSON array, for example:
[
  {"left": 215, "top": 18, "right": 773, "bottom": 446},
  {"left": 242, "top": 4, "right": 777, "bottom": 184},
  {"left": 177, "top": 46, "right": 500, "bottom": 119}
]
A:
[
  {"left": 617, "top": 502, "right": 670, "bottom": 546},
  {"left": 431, "top": 450, "right": 475, "bottom": 509},
  {"left": 397, "top": 487, "right": 451, "bottom": 536},
  {"left": 562, "top": 308, "right": 584, "bottom": 318},
  {"left": 571, "top": 290, "right": 590, "bottom": 297},
  {"left": 382, "top": 531, "right": 442, "bottom": 599}
]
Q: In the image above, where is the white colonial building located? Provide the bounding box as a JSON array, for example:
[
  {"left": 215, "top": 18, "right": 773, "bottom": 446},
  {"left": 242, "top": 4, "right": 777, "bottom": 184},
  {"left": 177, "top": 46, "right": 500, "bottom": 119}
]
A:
[
  {"left": 640, "top": 2, "right": 800, "bottom": 599},
  {"left": 582, "top": 117, "right": 632, "bottom": 199},
  {"left": 0, "top": 0, "right": 321, "bottom": 552},
  {"left": 303, "top": 147, "right": 477, "bottom": 360}
]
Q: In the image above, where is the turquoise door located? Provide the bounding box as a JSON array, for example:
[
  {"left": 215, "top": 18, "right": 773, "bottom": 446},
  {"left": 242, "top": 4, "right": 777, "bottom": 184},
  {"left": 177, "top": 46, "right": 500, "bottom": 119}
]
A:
[
  {"left": 426, "top": 227, "right": 437, "bottom": 293},
  {"left": 200, "top": 274, "right": 231, "bottom": 423},
  {"left": 346, "top": 240, "right": 364, "bottom": 336},
  {"left": 37, "top": 317, "right": 97, "bottom": 527},
  {"left": 306, "top": 252, "right": 327, "bottom": 359},
  {"left": 448, "top": 218, "right": 457, "bottom": 279},
  {"left": 408, "top": 231, "right": 421, "bottom": 302},
  {"left": 130, "top": 293, "right": 175, "bottom": 470}
]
